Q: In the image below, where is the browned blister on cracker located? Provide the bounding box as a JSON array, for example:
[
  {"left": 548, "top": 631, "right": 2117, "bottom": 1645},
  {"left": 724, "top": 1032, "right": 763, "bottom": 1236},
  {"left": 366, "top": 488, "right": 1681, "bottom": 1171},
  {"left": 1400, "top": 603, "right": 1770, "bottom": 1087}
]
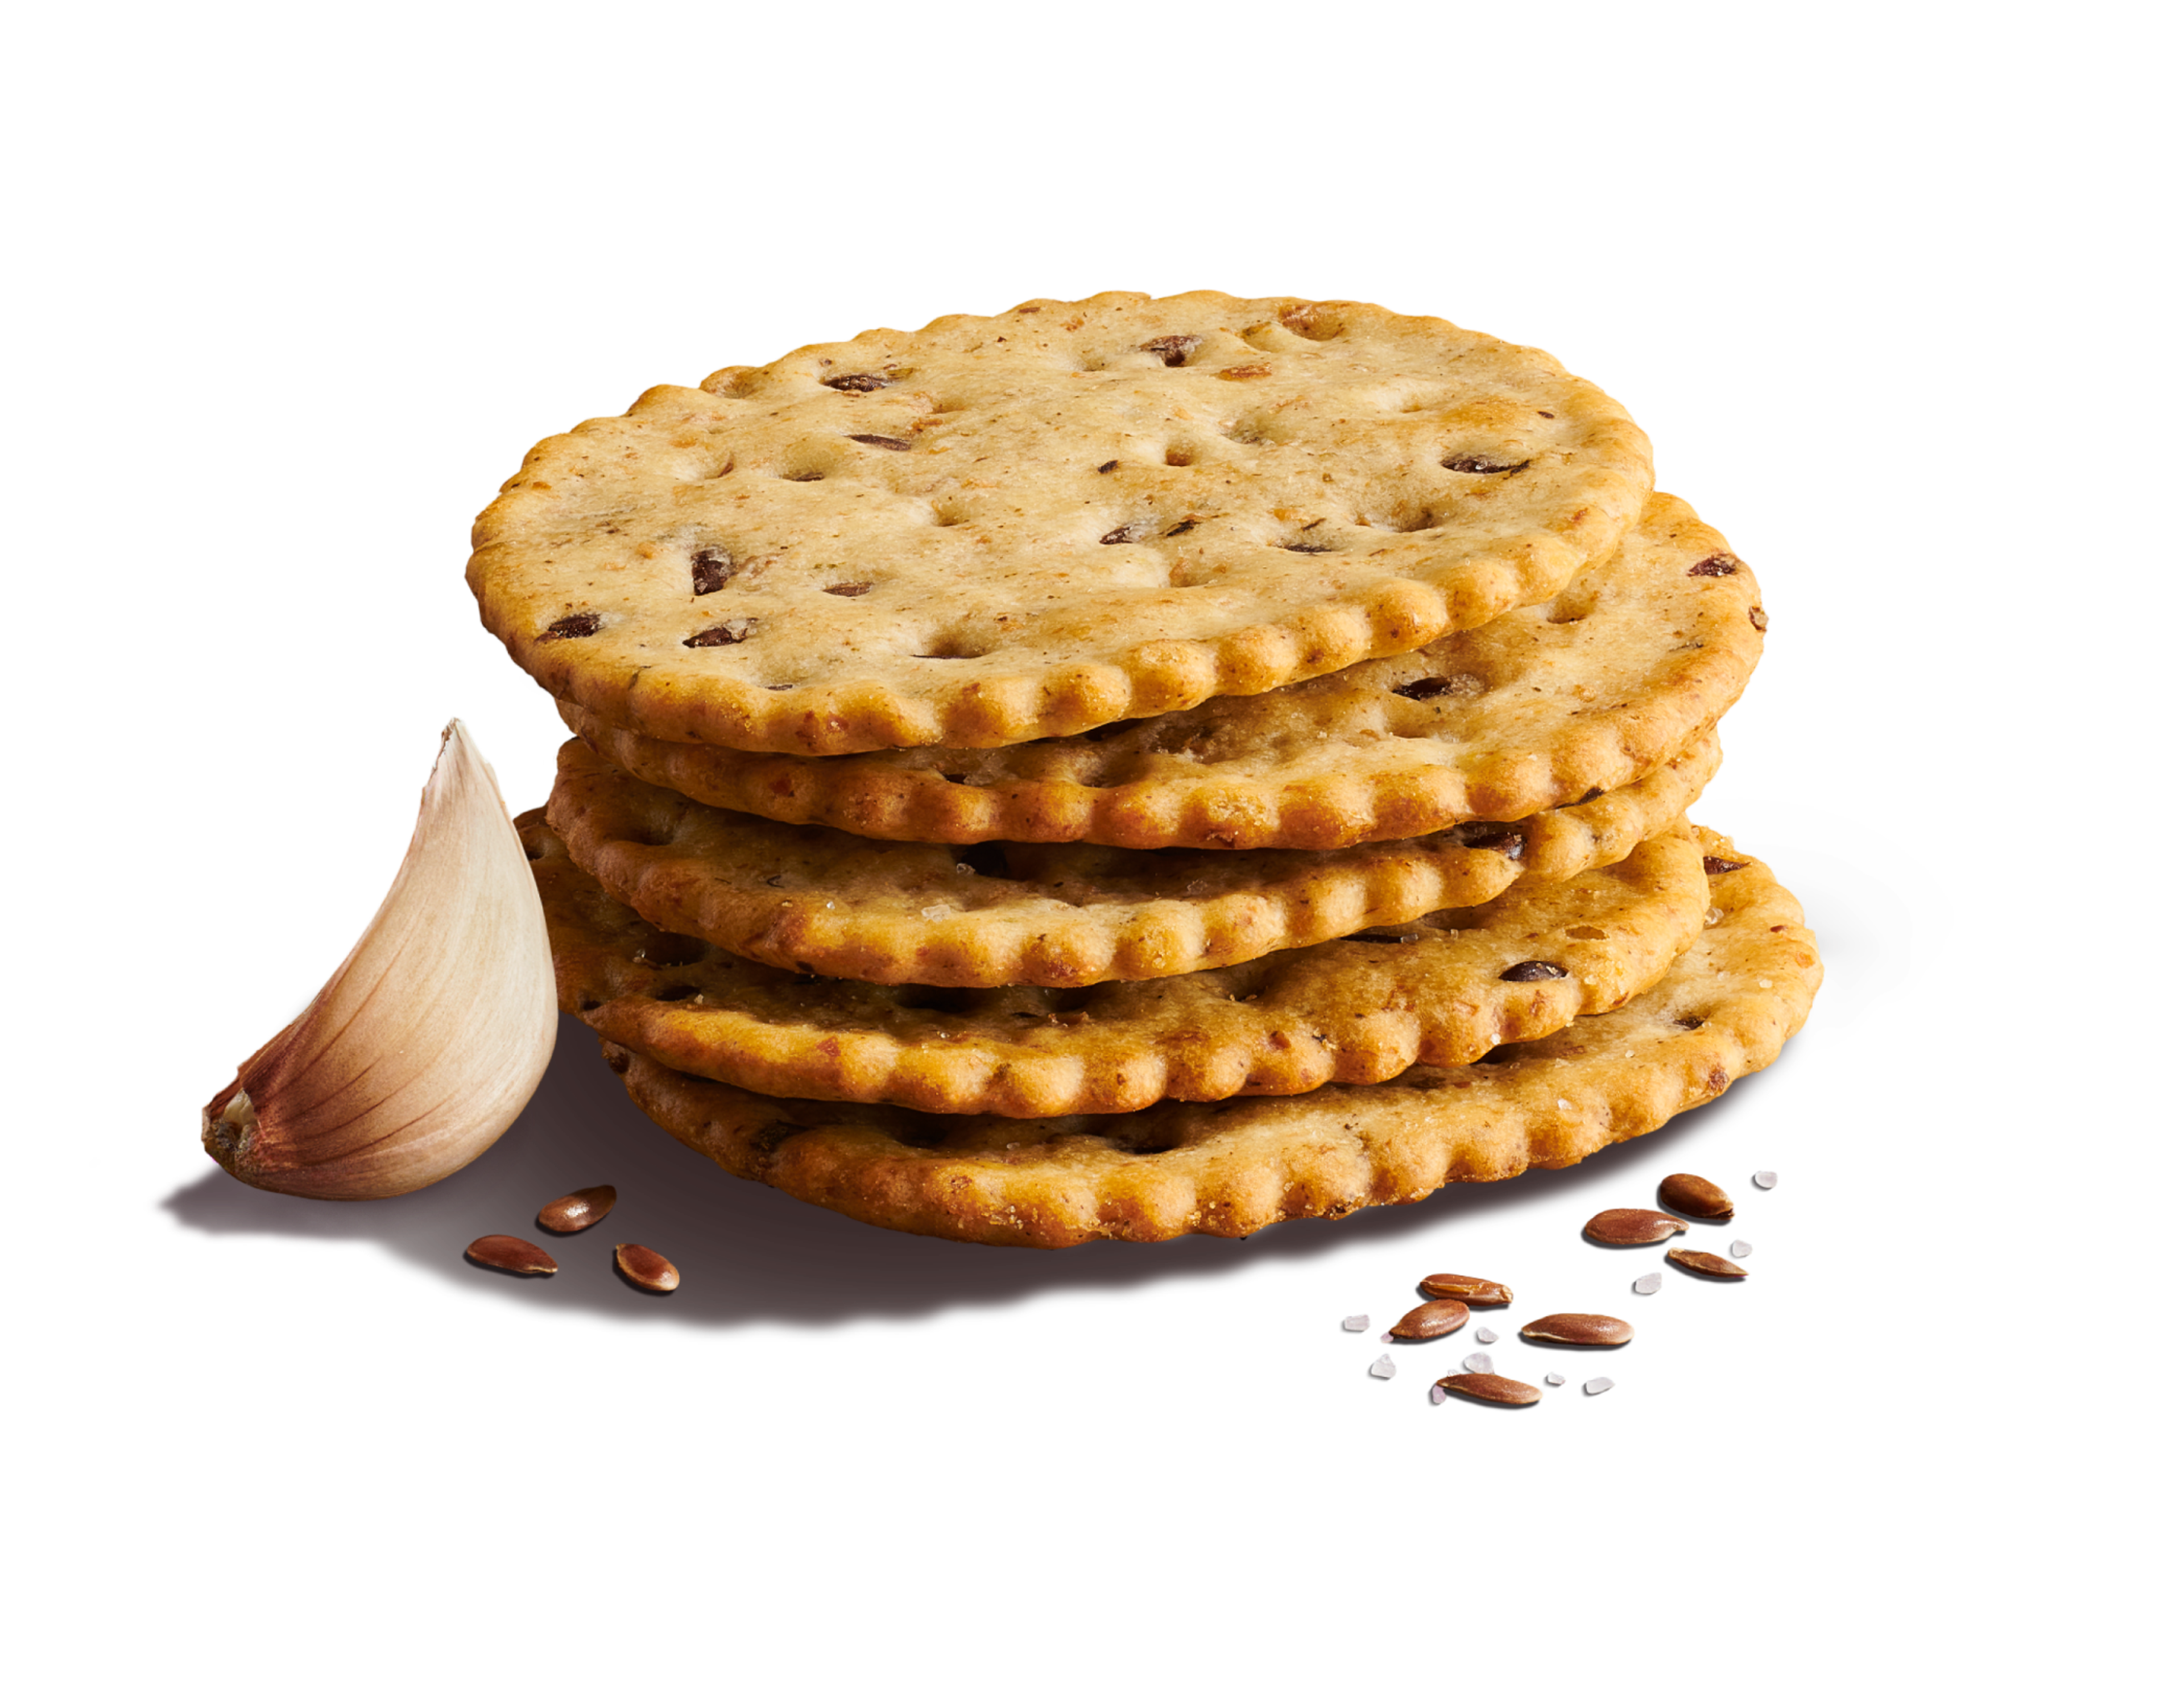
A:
[
  {"left": 526, "top": 815, "right": 1707, "bottom": 1115},
  {"left": 597, "top": 830, "right": 1821, "bottom": 1247},
  {"left": 559, "top": 493, "right": 1759, "bottom": 851},
  {"left": 468, "top": 291, "right": 1652, "bottom": 756},
  {"left": 544, "top": 734, "right": 1716, "bottom": 990}
]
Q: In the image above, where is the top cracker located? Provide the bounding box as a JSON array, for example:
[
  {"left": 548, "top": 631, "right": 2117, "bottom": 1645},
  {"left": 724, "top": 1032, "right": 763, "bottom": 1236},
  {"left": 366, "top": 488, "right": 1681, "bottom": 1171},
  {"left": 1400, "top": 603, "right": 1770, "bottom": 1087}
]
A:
[{"left": 469, "top": 291, "right": 1652, "bottom": 755}]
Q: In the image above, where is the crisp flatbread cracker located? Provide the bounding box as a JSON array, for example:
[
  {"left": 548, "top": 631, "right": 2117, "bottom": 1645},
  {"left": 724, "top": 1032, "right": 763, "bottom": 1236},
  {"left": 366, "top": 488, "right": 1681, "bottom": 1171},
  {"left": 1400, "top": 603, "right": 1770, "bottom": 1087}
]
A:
[
  {"left": 526, "top": 814, "right": 1705, "bottom": 1116},
  {"left": 602, "top": 831, "right": 1819, "bottom": 1246},
  {"left": 562, "top": 491, "right": 1759, "bottom": 850},
  {"left": 470, "top": 291, "right": 1651, "bottom": 754},
  {"left": 546, "top": 732, "right": 1718, "bottom": 988}
]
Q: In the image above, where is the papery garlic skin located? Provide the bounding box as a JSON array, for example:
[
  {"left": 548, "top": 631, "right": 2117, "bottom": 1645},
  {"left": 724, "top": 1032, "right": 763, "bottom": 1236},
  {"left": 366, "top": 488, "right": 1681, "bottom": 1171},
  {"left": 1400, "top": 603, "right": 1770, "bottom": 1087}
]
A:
[{"left": 202, "top": 720, "right": 557, "bottom": 1199}]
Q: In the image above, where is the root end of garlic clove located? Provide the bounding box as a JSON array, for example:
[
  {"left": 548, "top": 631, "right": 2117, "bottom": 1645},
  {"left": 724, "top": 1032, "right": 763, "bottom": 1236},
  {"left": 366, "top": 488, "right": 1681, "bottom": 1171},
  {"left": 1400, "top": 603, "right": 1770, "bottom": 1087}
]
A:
[
  {"left": 201, "top": 1084, "right": 257, "bottom": 1179},
  {"left": 199, "top": 719, "right": 559, "bottom": 1201}
]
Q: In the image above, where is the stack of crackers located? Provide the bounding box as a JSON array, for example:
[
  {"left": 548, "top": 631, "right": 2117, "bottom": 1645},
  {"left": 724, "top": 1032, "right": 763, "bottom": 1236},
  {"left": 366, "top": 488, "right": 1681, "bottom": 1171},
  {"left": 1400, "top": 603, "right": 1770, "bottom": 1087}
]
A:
[{"left": 469, "top": 292, "right": 1821, "bottom": 1247}]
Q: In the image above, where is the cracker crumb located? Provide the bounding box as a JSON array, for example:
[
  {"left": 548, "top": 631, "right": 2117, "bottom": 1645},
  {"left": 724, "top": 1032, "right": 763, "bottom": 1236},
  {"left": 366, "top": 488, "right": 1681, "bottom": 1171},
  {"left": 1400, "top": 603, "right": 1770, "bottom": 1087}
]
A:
[
  {"left": 1752, "top": 1170, "right": 1778, "bottom": 1189},
  {"left": 1369, "top": 1354, "right": 1397, "bottom": 1380},
  {"left": 1583, "top": 1377, "right": 1615, "bottom": 1396},
  {"left": 1730, "top": 1240, "right": 1752, "bottom": 1258},
  {"left": 1633, "top": 1272, "right": 1662, "bottom": 1295},
  {"left": 1342, "top": 1313, "right": 1370, "bottom": 1331}
]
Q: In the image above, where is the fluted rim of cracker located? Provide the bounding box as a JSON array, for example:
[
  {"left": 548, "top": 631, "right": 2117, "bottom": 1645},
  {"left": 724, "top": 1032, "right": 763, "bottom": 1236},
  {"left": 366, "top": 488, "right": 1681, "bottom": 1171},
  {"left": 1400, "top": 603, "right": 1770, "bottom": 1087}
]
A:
[
  {"left": 468, "top": 292, "right": 1653, "bottom": 756},
  {"left": 558, "top": 492, "right": 1759, "bottom": 851},
  {"left": 526, "top": 816, "right": 1707, "bottom": 1118},
  {"left": 599, "top": 831, "right": 1820, "bottom": 1247},
  {"left": 545, "top": 731, "right": 1719, "bottom": 990}
]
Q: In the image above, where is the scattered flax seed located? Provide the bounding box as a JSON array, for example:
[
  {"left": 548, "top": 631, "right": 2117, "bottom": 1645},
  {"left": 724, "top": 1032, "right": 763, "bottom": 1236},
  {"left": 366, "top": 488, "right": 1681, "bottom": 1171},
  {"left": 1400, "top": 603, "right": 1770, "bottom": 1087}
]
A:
[
  {"left": 1583, "top": 1377, "right": 1615, "bottom": 1396},
  {"left": 1369, "top": 1354, "right": 1397, "bottom": 1380},
  {"left": 1752, "top": 1170, "right": 1779, "bottom": 1189},
  {"left": 1475, "top": 1327, "right": 1499, "bottom": 1345},
  {"left": 536, "top": 1185, "right": 616, "bottom": 1235},
  {"left": 1520, "top": 1313, "right": 1633, "bottom": 1347},
  {"left": 1585, "top": 1207, "right": 1689, "bottom": 1246},
  {"left": 613, "top": 1242, "right": 680, "bottom": 1293},
  {"left": 465, "top": 1235, "right": 557, "bottom": 1276},
  {"left": 1666, "top": 1246, "right": 1747, "bottom": 1280},
  {"left": 1657, "top": 1172, "right": 1734, "bottom": 1221},
  {"left": 1387, "top": 1298, "right": 1471, "bottom": 1341},
  {"left": 1633, "top": 1272, "right": 1662, "bottom": 1295},
  {"left": 1545, "top": 1373, "right": 1567, "bottom": 1387},
  {"left": 1342, "top": 1314, "right": 1370, "bottom": 1331},
  {"left": 1439, "top": 1372, "right": 1542, "bottom": 1406},
  {"left": 1730, "top": 1240, "right": 1753, "bottom": 1259},
  {"left": 1463, "top": 1351, "right": 1495, "bottom": 1374}
]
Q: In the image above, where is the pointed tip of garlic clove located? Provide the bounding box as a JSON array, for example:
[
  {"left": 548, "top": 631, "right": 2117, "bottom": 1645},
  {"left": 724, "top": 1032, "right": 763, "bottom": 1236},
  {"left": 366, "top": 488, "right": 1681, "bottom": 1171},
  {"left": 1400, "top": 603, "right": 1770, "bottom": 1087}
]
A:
[{"left": 201, "top": 718, "right": 559, "bottom": 1200}]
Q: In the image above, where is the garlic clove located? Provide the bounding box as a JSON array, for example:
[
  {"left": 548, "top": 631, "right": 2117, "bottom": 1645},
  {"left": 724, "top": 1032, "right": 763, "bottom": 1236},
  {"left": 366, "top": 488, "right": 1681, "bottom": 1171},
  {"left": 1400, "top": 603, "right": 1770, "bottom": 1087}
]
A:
[{"left": 201, "top": 720, "right": 557, "bottom": 1199}]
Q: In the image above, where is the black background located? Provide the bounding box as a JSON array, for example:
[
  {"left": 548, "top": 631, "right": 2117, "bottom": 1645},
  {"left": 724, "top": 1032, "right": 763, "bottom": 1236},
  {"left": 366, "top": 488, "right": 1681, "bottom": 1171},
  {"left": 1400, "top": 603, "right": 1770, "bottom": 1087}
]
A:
[{"left": 136, "top": 244, "right": 1887, "bottom": 1449}]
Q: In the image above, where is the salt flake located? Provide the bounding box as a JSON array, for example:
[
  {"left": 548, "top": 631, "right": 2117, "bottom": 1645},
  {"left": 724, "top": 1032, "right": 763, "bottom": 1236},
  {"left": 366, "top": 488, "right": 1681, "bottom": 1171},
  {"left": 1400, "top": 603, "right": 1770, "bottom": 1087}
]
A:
[
  {"left": 1463, "top": 1351, "right": 1495, "bottom": 1374},
  {"left": 1730, "top": 1240, "right": 1752, "bottom": 1259},
  {"left": 1369, "top": 1354, "right": 1396, "bottom": 1380},
  {"left": 1545, "top": 1373, "right": 1567, "bottom": 1387},
  {"left": 920, "top": 905, "right": 949, "bottom": 920},
  {"left": 1475, "top": 1327, "right": 1499, "bottom": 1346},
  {"left": 1429, "top": 1384, "right": 1447, "bottom": 1405},
  {"left": 1341, "top": 1313, "right": 1370, "bottom": 1331},
  {"left": 1633, "top": 1272, "right": 1662, "bottom": 1295},
  {"left": 1752, "top": 1170, "right": 1778, "bottom": 1189},
  {"left": 1583, "top": 1377, "right": 1615, "bottom": 1396}
]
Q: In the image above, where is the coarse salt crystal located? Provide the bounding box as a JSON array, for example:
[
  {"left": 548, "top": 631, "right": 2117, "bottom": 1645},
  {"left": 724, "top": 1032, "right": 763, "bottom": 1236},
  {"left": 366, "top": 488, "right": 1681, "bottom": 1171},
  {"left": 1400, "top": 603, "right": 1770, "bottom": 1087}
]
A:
[
  {"left": 1341, "top": 1314, "right": 1370, "bottom": 1331},
  {"left": 1545, "top": 1373, "right": 1567, "bottom": 1387},
  {"left": 1583, "top": 1377, "right": 1615, "bottom": 1396},
  {"left": 1463, "top": 1351, "right": 1495, "bottom": 1374},
  {"left": 953, "top": 862, "right": 975, "bottom": 875},
  {"left": 920, "top": 905, "right": 949, "bottom": 920},
  {"left": 1557, "top": 1097, "right": 1572, "bottom": 1111},
  {"left": 1429, "top": 1384, "right": 1447, "bottom": 1405},
  {"left": 1753, "top": 1170, "right": 1778, "bottom": 1189},
  {"left": 1730, "top": 1240, "right": 1752, "bottom": 1258},
  {"left": 1633, "top": 1272, "right": 1662, "bottom": 1295},
  {"left": 1475, "top": 1327, "right": 1499, "bottom": 1345},
  {"left": 1369, "top": 1354, "right": 1396, "bottom": 1380}
]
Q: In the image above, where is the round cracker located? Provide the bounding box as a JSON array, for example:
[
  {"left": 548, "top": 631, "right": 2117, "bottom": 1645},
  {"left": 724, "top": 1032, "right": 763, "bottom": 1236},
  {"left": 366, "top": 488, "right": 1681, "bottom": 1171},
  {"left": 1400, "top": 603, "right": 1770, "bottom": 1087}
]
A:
[
  {"left": 526, "top": 816, "right": 1706, "bottom": 1116},
  {"left": 562, "top": 492, "right": 1759, "bottom": 850},
  {"left": 546, "top": 732, "right": 1718, "bottom": 989},
  {"left": 469, "top": 291, "right": 1651, "bottom": 755},
  {"left": 601, "top": 833, "right": 1820, "bottom": 1246}
]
